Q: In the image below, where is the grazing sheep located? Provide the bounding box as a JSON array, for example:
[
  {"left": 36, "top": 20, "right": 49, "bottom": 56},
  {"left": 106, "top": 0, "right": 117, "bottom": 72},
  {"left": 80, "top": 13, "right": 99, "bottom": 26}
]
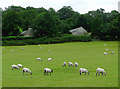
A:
[
  {"left": 40, "top": 47, "right": 42, "bottom": 49},
  {"left": 12, "top": 65, "right": 20, "bottom": 70},
  {"left": 104, "top": 44, "right": 106, "bottom": 46},
  {"left": 21, "top": 48, "right": 24, "bottom": 50},
  {"left": 44, "top": 68, "right": 53, "bottom": 75},
  {"left": 11, "top": 50, "right": 14, "bottom": 52},
  {"left": 74, "top": 62, "right": 78, "bottom": 67},
  {"left": 62, "top": 62, "right": 66, "bottom": 67},
  {"left": 23, "top": 68, "right": 32, "bottom": 75},
  {"left": 68, "top": 62, "right": 73, "bottom": 67},
  {"left": 96, "top": 68, "right": 106, "bottom": 76},
  {"left": 2, "top": 47, "right": 5, "bottom": 49},
  {"left": 106, "top": 49, "right": 108, "bottom": 51},
  {"left": 18, "top": 64, "right": 23, "bottom": 68},
  {"left": 48, "top": 58, "right": 53, "bottom": 61},
  {"left": 36, "top": 58, "right": 42, "bottom": 61},
  {"left": 79, "top": 68, "right": 89, "bottom": 75},
  {"left": 48, "top": 50, "right": 51, "bottom": 52},
  {"left": 111, "top": 51, "right": 114, "bottom": 54},
  {"left": 104, "top": 52, "right": 107, "bottom": 55}
]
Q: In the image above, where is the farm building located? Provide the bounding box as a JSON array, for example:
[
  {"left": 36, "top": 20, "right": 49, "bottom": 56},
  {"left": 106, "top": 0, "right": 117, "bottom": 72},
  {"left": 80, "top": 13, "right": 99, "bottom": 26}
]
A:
[
  {"left": 69, "top": 27, "right": 87, "bottom": 35},
  {"left": 20, "top": 28, "right": 34, "bottom": 37}
]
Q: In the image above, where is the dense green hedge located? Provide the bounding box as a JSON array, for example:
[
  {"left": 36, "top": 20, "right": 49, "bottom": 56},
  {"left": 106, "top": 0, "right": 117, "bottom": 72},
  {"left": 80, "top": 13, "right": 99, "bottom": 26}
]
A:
[
  {"left": 2, "top": 36, "right": 34, "bottom": 41},
  {"left": 2, "top": 35, "right": 92, "bottom": 46}
]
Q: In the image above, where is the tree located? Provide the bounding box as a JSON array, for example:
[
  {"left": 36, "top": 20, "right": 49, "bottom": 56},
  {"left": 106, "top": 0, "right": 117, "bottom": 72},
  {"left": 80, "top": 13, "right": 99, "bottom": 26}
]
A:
[
  {"left": 57, "top": 6, "right": 74, "bottom": 20},
  {"left": 2, "top": 10, "right": 22, "bottom": 36},
  {"left": 31, "top": 11, "right": 58, "bottom": 37}
]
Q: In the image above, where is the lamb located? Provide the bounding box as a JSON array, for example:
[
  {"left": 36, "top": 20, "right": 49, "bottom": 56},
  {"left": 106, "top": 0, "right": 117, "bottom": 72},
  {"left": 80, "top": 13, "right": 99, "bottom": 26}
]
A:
[
  {"left": 48, "top": 58, "right": 53, "bottom": 61},
  {"left": 23, "top": 68, "right": 32, "bottom": 75},
  {"left": 96, "top": 68, "right": 106, "bottom": 76},
  {"left": 12, "top": 65, "right": 20, "bottom": 70},
  {"left": 62, "top": 62, "right": 66, "bottom": 67},
  {"left": 74, "top": 62, "right": 78, "bottom": 67},
  {"left": 18, "top": 64, "right": 23, "bottom": 68},
  {"left": 79, "top": 68, "right": 89, "bottom": 75},
  {"left": 104, "top": 52, "right": 107, "bottom": 55},
  {"left": 68, "top": 62, "right": 73, "bottom": 67},
  {"left": 36, "top": 58, "right": 42, "bottom": 61},
  {"left": 44, "top": 68, "right": 53, "bottom": 75}
]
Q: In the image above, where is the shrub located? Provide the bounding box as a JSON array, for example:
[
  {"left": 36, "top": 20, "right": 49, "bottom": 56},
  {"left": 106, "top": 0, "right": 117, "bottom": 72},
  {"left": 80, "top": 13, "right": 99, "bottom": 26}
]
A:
[{"left": 2, "top": 34, "right": 92, "bottom": 46}]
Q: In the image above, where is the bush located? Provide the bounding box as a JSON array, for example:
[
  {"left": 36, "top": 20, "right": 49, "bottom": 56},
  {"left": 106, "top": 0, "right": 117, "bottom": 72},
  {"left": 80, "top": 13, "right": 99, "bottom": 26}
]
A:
[
  {"left": 2, "top": 34, "right": 92, "bottom": 46},
  {"left": 2, "top": 36, "right": 34, "bottom": 41}
]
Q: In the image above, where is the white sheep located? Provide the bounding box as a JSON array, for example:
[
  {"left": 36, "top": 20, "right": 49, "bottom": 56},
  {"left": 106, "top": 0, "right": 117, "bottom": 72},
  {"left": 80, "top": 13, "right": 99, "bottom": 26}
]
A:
[
  {"left": 48, "top": 58, "right": 53, "bottom": 61},
  {"left": 2, "top": 47, "right": 5, "bottom": 49},
  {"left": 48, "top": 50, "right": 51, "bottom": 52},
  {"left": 23, "top": 68, "right": 32, "bottom": 75},
  {"left": 79, "top": 68, "right": 89, "bottom": 75},
  {"left": 12, "top": 65, "right": 20, "bottom": 70},
  {"left": 18, "top": 64, "right": 23, "bottom": 68},
  {"left": 36, "top": 58, "right": 42, "bottom": 61},
  {"left": 96, "top": 68, "right": 106, "bottom": 76},
  {"left": 74, "top": 62, "right": 78, "bottom": 67},
  {"left": 21, "top": 48, "right": 24, "bottom": 50},
  {"left": 40, "top": 47, "right": 42, "bottom": 49},
  {"left": 111, "top": 51, "right": 114, "bottom": 54},
  {"left": 106, "top": 49, "right": 108, "bottom": 51},
  {"left": 68, "top": 62, "right": 73, "bottom": 67},
  {"left": 62, "top": 62, "right": 66, "bottom": 67},
  {"left": 44, "top": 68, "right": 53, "bottom": 75},
  {"left": 104, "top": 44, "right": 106, "bottom": 46},
  {"left": 104, "top": 52, "right": 107, "bottom": 55},
  {"left": 11, "top": 50, "right": 14, "bottom": 52}
]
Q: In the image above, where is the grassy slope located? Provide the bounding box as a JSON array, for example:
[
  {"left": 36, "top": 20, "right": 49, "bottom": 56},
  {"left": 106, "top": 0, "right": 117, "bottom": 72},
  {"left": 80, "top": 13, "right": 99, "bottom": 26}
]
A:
[{"left": 2, "top": 41, "right": 118, "bottom": 87}]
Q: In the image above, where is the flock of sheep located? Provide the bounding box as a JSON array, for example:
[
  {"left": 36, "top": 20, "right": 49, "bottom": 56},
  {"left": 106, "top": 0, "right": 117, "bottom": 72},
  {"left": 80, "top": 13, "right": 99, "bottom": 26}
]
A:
[
  {"left": 3, "top": 43, "right": 114, "bottom": 77},
  {"left": 62, "top": 61, "right": 106, "bottom": 76}
]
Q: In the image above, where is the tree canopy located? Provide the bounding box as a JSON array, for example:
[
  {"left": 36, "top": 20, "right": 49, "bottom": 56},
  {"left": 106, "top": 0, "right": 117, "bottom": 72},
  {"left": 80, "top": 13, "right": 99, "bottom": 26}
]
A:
[{"left": 2, "top": 6, "right": 120, "bottom": 40}]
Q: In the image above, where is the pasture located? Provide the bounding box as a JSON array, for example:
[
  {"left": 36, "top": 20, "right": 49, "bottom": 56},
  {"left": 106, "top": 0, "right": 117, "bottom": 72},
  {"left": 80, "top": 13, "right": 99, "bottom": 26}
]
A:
[{"left": 2, "top": 41, "right": 118, "bottom": 87}]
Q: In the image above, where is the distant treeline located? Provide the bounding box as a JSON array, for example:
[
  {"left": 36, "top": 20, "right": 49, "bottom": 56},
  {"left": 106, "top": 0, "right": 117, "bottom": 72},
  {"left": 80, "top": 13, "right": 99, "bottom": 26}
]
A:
[{"left": 2, "top": 6, "right": 120, "bottom": 40}]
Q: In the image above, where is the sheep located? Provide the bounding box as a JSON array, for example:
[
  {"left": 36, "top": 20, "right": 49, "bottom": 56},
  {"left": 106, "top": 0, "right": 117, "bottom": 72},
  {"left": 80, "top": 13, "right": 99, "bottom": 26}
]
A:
[
  {"left": 23, "top": 68, "right": 32, "bottom": 75},
  {"left": 104, "top": 52, "right": 107, "bottom": 55},
  {"left": 79, "top": 68, "right": 89, "bottom": 75},
  {"left": 21, "top": 48, "right": 24, "bottom": 50},
  {"left": 96, "top": 68, "right": 106, "bottom": 76},
  {"left": 48, "top": 58, "right": 53, "bottom": 61},
  {"left": 106, "top": 49, "right": 108, "bottom": 51},
  {"left": 2, "top": 47, "right": 5, "bottom": 49},
  {"left": 104, "top": 44, "right": 106, "bottom": 46},
  {"left": 74, "top": 62, "right": 78, "bottom": 67},
  {"left": 48, "top": 50, "right": 51, "bottom": 52},
  {"left": 36, "top": 58, "right": 42, "bottom": 61},
  {"left": 111, "top": 51, "right": 114, "bottom": 54},
  {"left": 18, "top": 64, "right": 23, "bottom": 68},
  {"left": 68, "top": 62, "right": 73, "bottom": 67},
  {"left": 11, "top": 50, "right": 14, "bottom": 52},
  {"left": 62, "top": 62, "right": 66, "bottom": 67},
  {"left": 12, "top": 65, "right": 20, "bottom": 70},
  {"left": 44, "top": 68, "right": 53, "bottom": 75},
  {"left": 40, "top": 47, "right": 42, "bottom": 49}
]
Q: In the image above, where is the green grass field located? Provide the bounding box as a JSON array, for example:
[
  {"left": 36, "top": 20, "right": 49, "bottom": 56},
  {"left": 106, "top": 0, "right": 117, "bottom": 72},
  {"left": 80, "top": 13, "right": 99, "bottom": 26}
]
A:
[{"left": 2, "top": 41, "right": 118, "bottom": 87}]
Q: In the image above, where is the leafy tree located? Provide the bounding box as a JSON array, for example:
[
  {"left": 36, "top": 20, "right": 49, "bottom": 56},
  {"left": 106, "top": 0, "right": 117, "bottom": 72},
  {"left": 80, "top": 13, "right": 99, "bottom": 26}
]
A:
[
  {"left": 31, "top": 11, "right": 58, "bottom": 37},
  {"left": 2, "top": 10, "right": 22, "bottom": 36}
]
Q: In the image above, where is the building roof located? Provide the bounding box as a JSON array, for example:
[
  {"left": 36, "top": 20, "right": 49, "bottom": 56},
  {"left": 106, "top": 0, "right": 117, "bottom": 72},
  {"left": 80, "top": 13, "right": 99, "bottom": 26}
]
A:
[{"left": 69, "top": 27, "right": 87, "bottom": 35}]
